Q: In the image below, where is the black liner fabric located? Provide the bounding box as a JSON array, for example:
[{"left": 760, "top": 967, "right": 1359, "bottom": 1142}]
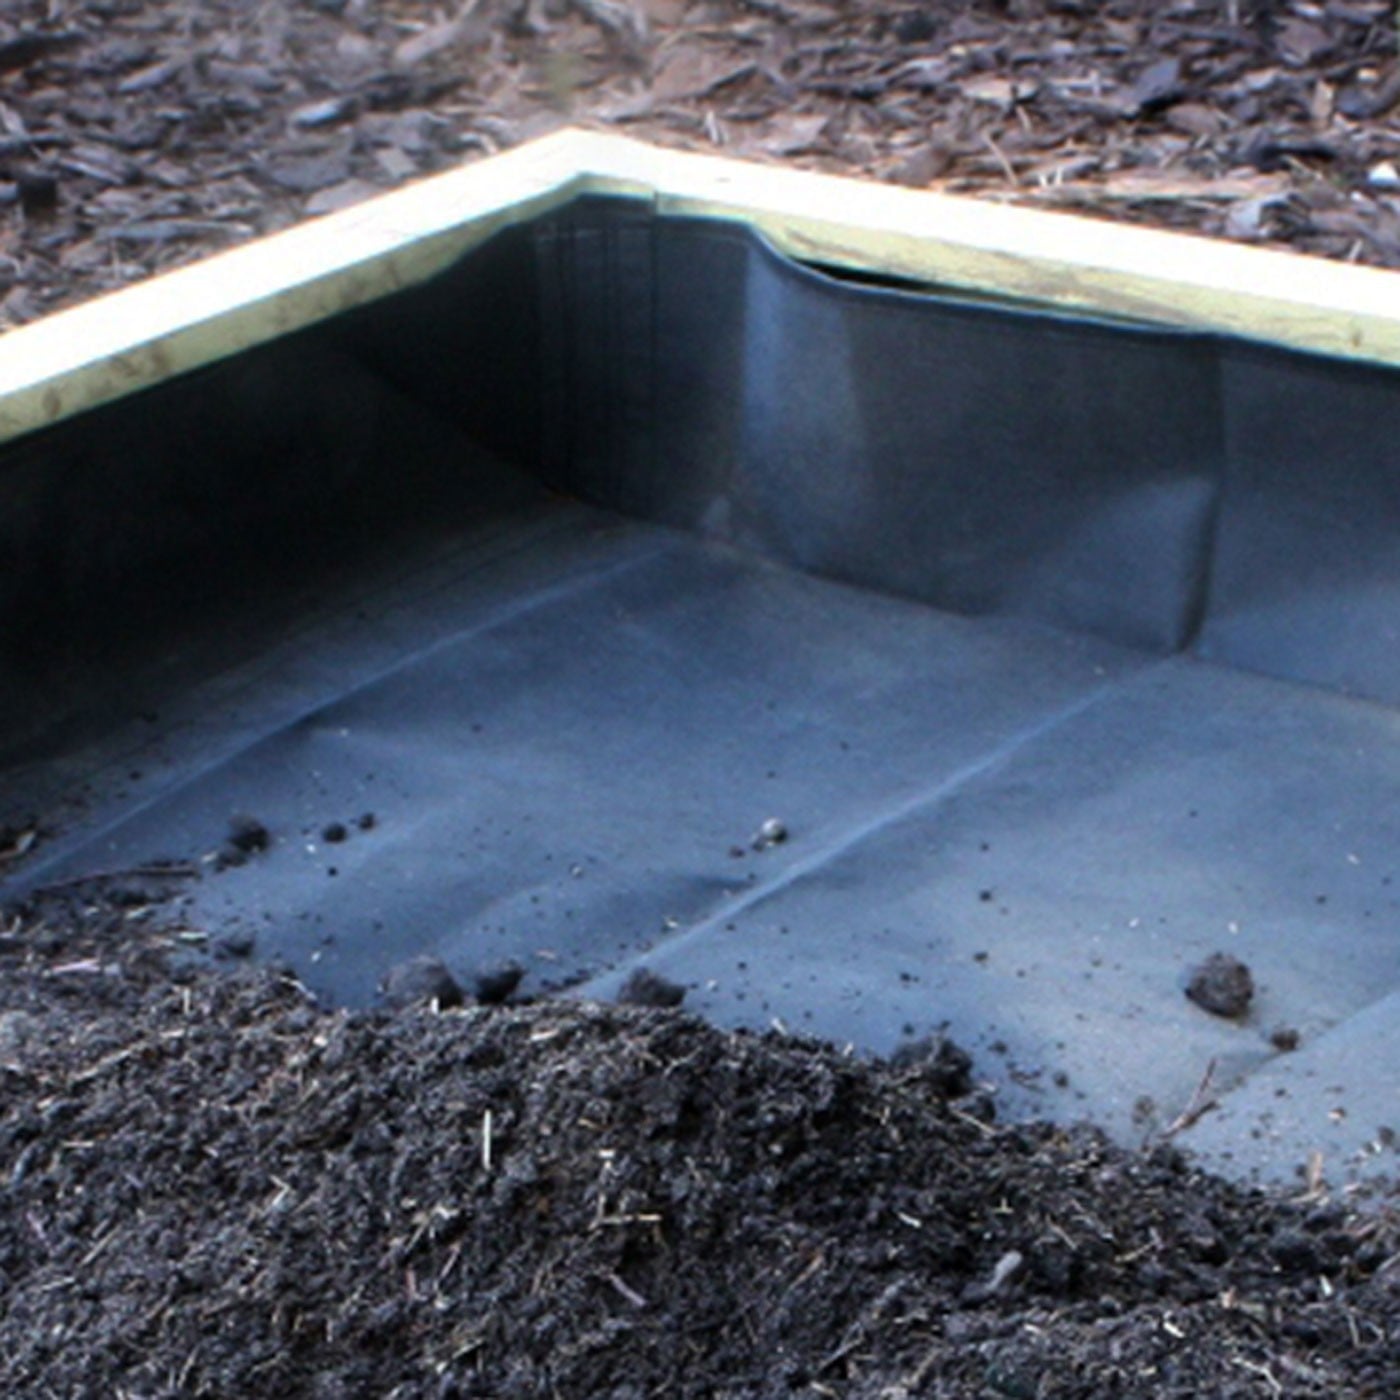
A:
[{"left": 1, "top": 197, "right": 1397, "bottom": 1185}]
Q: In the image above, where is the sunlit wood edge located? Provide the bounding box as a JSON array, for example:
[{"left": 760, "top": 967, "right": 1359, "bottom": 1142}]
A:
[{"left": 3, "top": 126, "right": 1400, "bottom": 446}]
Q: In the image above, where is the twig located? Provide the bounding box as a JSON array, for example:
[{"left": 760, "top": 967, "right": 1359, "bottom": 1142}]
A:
[
  {"left": 1234, "top": 1357, "right": 1283, "bottom": 1398},
  {"left": 1162, "top": 1057, "right": 1218, "bottom": 1138},
  {"left": 1293, "top": 1149, "right": 1329, "bottom": 1204},
  {"left": 33, "top": 863, "right": 199, "bottom": 895},
  {"left": 70, "top": 1037, "right": 174, "bottom": 1085},
  {"left": 947, "top": 1102, "right": 997, "bottom": 1137},
  {"left": 983, "top": 130, "right": 1020, "bottom": 187},
  {"left": 603, "top": 1270, "right": 648, "bottom": 1308}
]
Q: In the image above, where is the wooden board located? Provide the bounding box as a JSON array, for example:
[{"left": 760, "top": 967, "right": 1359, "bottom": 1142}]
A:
[{"left": 4, "top": 127, "right": 1400, "bottom": 446}]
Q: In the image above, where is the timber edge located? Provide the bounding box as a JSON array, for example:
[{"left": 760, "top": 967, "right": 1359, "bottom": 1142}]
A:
[{"left": 3, "top": 125, "right": 1400, "bottom": 445}]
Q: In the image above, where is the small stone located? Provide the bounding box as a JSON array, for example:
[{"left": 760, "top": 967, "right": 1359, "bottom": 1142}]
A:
[
  {"left": 381, "top": 956, "right": 463, "bottom": 1010},
  {"left": 1186, "top": 952, "right": 1254, "bottom": 1019},
  {"left": 322, "top": 822, "right": 348, "bottom": 844},
  {"left": 1270, "top": 1025, "right": 1300, "bottom": 1052},
  {"left": 617, "top": 967, "right": 686, "bottom": 1009},
  {"left": 474, "top": 963, "right": 524, "bottom": 1005},
  {"left": 751, "top": 817, "right": 788, "bottom": 851}
]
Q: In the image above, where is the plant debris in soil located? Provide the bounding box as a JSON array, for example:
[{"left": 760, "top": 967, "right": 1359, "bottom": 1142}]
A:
[
  {"left": 1, "top": 886, "right": 1398, "bottom": 1398},
  {"left": 5, "top": 1, "right": 1400, "bottom": 329}
]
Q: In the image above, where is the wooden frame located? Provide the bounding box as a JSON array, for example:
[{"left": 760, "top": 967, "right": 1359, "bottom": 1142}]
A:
[{"left": 4, "top": 126, "right": 1400, "bottom": 446}]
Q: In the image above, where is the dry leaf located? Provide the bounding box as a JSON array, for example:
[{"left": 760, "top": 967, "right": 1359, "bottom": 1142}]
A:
[
  {"left": 960, "top": 76, "right": 1020, "bottom": 110},
  {"left": 646, "top": 45, "right": 750, "bottom": 102},
  {"left": 762, "top": 112, "right": 830, "bottom": 156},
  {"left": 1277, "top": 19, "right": 1333, "bottom": 69},
  {"left": 885, "top": 144, "right": 952, "bottom": 187},
  {"left": 1028, "top": 170, "right": 1291, "bottom": 203},
  {"left": 1126, "top": 57, "right": 1182, "bottom": 114},
  {"left": 392, "top": 1, "right": 483, "bottom": 70},
  {"left": 1165, "top": 102, "right": 1224, "bottom": 138},
  {"left": 116, "top": 56, "right": 183, "bottom": 95},
  {"left": 650, "top": 45, "right": 734, "bottom": 101},
  {"left": 305, "top": 178, "right": 380, "bottom": 216}
]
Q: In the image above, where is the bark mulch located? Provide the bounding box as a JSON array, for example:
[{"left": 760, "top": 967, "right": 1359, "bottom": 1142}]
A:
[{"left": 4, "top": 1, "right": 1400, "bottom": 328}]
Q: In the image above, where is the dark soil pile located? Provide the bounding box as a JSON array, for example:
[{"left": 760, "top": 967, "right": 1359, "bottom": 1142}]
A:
[
  {"left": 5, "top": 0, "right": 1400, "bottom": 326},
  {"left": 1, "top": 889, "right": 1397, "bottom": 1397}
]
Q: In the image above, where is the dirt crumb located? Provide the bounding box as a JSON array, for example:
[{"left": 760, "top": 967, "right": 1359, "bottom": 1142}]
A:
[
  {"left": 617, "top": 966, "right": 687, "bottom": 1008},
  {"left": 216, "top": 813, "right": 272, "bottom": 869},
  {"left": 473, "top": 961, "right": 525, "bottom": 1005},
  {"left": 381, "top": 954, "right": 463, "bottom": 1010},
  {"left": 1186, "top": 951, "right": 1255, "bottom": 1018}
]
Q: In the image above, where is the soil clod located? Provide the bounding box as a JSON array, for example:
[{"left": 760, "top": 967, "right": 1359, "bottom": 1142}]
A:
[
  {"left": 473, "top": 960, "right": 524, "bottom": 1005},
  {"left": 617, "top": 966, "right": 686, "bottom": 1008},
  {"left": 217, "top": 813, "right": 272, "bottom": 868},
  {"left": 888, "top": 1030, "right": 975, "bottom": 1097},
  {"left": 213, "top": 931, "right": 257, "bottom": 960},
  {"left": 1186, "top": 951, "right": 1255, "bottom": 1018},
  {"left": 381, "top": 954, "right": 463, "bottom": 1010},
  {"left": 227, "top": 814, "right": 270, "bottom": 853}
]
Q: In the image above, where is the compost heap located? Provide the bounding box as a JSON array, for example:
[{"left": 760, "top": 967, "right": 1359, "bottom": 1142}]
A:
[{"left": 0, "top": 882, "right": 1395, "bottom": 1398}]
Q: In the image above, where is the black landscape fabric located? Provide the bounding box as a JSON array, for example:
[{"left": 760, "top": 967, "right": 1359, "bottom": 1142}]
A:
[{"left": 1, "top": 198, "right": 1398, "bottom": 1200}]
